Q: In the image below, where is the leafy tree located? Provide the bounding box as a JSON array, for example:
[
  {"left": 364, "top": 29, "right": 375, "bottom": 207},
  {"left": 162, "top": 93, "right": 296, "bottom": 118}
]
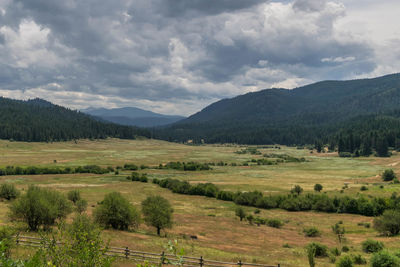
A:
[
  {"left": 373, "top": 209, "right": 400, "bottom": 236},
  {"left": 291, "top": 185, "right": 303, "bottom": 196},
  {"left": 382, "top": 169, "right": 396, "bottom": 181},
  {"left": 94, "top": 192, "right": 140, "bottom": 230},
  {"left": 141, "top": 195, "right": 173, "bottom": 236},
  {"left": 9, "top": 186, "right": 72, "bottom": 231},
  {"left": 235, "top": 206, "right": 246, "bottom": 221},
  {"left": 67, "top": 190, "right": 81, "bottom": 204},
  {"left": 314, "top": 184, "right": 323, "bottom": 192},
  {"left": 0, "top": 183, "right": 19, "bottom": 200}
]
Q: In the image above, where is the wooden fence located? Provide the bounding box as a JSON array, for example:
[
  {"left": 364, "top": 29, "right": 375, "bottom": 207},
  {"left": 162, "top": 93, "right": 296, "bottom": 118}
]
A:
[{"left": 15, "top": 235, "right": 280, "bottom": 267}]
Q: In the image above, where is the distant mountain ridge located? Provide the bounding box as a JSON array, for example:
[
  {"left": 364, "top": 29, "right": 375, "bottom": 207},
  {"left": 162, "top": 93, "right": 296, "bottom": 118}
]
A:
[
  {"left": 82, "top": 107, "right": 185, "bottom": 127},
  {"left": 155, "top": 73, "right": 400, "bottom": 145}
]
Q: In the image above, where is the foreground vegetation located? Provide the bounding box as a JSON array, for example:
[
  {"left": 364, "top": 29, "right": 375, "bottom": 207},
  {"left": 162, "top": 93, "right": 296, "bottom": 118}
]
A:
[{"left": 1, "top": 139, "right": 400, "bottom": 266}]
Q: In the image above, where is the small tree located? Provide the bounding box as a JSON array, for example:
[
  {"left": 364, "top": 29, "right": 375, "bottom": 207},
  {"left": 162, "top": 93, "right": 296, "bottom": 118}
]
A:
[
  {"left": 332, "top": 223, "right": 345, "bottom": 244},
  {"left": 373, "top": 209, "right": 400, "bottom": 236},
  {"left": 94, "top": 192, "right": 140, "bottom": 230},
  {"left": 141, "top": 195, "right": 173, "bottom": 236},
  {"left": 0, "top": 183, "right": 19, "bottom": 200},
  {"left": 75, "top": 199, "right": 88, "bottom": 214},
  {"left": 235, "top": 206, "right": 246, "bottom": 221},
  {"left": 382, "top": 169, "right": 396, "bottom": 181},
  {"left": 67, "top": 190, "right": 81, "bottom": 204},
  {"left": 370, "top": 251, "right": 400, "bottom": 267},
  {"left": 10, "top": 186, "right": 72, "bottom": 231},
  {"left": 314, "top": 184, "right": 323, "bottom": 192},
  {"left": 291, "top": 185, "right": 303, "bottom": 196}
]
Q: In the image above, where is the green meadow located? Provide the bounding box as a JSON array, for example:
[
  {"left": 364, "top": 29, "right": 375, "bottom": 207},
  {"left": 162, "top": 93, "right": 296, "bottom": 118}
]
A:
[{"left": 1, "top": 138, "right": 399, "bottom": 266}]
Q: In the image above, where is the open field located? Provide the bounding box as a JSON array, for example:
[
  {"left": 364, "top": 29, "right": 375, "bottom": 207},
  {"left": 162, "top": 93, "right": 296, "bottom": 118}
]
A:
[{"left": 1, "top": 138, "right": 400, "bottom": 266}]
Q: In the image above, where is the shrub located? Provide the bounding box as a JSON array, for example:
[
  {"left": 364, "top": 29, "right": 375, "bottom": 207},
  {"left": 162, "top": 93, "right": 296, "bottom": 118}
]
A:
[
  {"left": 0, "top": 226, "right": 16, "bottom": 257},
  {"left": 141, "top": 195, "right": 173, "bottom": 235},
  {"left": 124, "top": 163, "right": 138, "bottom": 170},
  {"left": 254, "top": 209, "right": 261, "bottom": 214},
  {"left": 314, "top": 184, "right": 323, "bottom": 192},
  {"left": 370, "top": 251, "right": 400, "bottom": 267},
  {"left": 303, "top": 227, "right": 321, "bottom": 237},
  {"left": 382, "top": 169, "right": 396, "bottom": 181},
  {"left": 290, "top": 185, "right": 303, "bottom": 195},
  {"left": 266, "top": 219, "right": 283, "bottom": 228},
  {"left": 330, "top": 247, "right": 341, "bottom": 256},
  {"left": 235, "top": 206, "right": 246, "bottom": 221},
  {"left": 0, "top": 183, "right": 19, "bottom": 200},
  {"left": 336, "top": 255, "right": 353, "bottom": 267},
  {"left": 360, "top": 186, "right": 368, "bottom": 191},
  {"left": 342, "top": 246, "right": 350, "bottom": 252},
  {"left": 67, "top": 190, "right": 81, "bottom": 204},
  {"left": 306, "top": 242, "right": 328, "bottom": 257},
  {"left": 75, "top": 199, "right": 87, "bottom": 214},
  {"left": 351, "top": 254, "right": 366, "bottom": 265},
  {"left": 9, "top": 186, "right": 72, "bottom": 231},
  {"left": 246, "top": 215, "right": 254, "bottom": 225},
  {"left": 94, "top": 192, "right": 140, "bottom": 230},
  {"left": 373, "top": 209, "right": 400, "bottom": 236},
  {"left": 362, "top": 239, "right": 384, "bottom": 253}
]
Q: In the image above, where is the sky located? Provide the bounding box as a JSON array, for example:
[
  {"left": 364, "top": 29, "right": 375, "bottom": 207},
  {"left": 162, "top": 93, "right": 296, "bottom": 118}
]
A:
[{"left": 0, "top": 0, "right": 399, "bottom": 116}]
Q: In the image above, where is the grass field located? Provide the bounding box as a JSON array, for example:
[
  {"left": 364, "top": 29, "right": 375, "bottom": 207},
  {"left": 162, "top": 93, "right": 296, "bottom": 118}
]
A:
[{"left": 1, "top": 138, "right": 400, "bottom": 266}]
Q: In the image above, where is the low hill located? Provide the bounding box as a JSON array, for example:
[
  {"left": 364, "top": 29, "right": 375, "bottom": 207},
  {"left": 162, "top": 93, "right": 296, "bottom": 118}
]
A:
[
  {"left": 155, "top": 73, "right": 400, "bottom": 154},
  {"left": 82, "top": 107, "right": 185, "bottom": 127},
  {"left": 0, "top": 97, "right": 150, "bottom": 142}
]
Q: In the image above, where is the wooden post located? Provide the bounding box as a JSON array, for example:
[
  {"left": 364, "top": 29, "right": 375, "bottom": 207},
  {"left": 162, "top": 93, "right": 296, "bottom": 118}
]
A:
[
  {"left": 199, "top": 256, "right": 204, "bottom": 267},
  {"left": 160, "top": 251, "right": 165, "bottom": 265},
  {"left": 125, "top": 247, "right": 129, "bottom": 259}
]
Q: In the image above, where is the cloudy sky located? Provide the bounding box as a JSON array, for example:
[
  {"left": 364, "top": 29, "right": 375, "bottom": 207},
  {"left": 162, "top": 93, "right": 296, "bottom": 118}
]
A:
[{"left": 0, "top": 0, "right": 399, "bottom": 116}]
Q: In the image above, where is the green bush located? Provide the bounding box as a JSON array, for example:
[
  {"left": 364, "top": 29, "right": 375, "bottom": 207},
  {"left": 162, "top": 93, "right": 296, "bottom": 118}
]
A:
[
  {"left": 75, "top": 199, "right": 87, "bottom": 214},
  {"left": 330, "top": 247, "right": 341, "bottom": 256},
  {"left": 351, "top": 254, "right": 366, "bottom": 265},
  {"left": 373, "top": 209, "right": 400, "bottom": 236},
  {"left": 362, "top": 239, "right": 384, "bottom": 253},
  {"left": 306, "top": 242, "right": 328, "bottom": 257},
  {"left": 0, "top": 183, "right": 19, "bottom": 200},
  {"left": 266, "top": 218, "right": 283, "bottom": 228},
  {"left": 94, "top": 192, "right": 140, "bottom": 230},
  {"left": 0, "top": 226, "right": 16, "bottom": 257},
  {"left": 67, "top": 190, "right": 81, "bottom": 204},
  {"left": 336, "top": 255, "right": 353, "bottom": 267},
  {"left": 360, "top": 186, "right": 368, "bottom": 191},
  {"left": 10, "top": 186, "right": 72, "bottom": 231},
  {"left": 382, "top": 169, "right": 396, "bottom": 181},
  {"left": 303, "top": 227, "right": 321, "bottom": 237},
  {"left": 342, "top": 246, "right": 350, "bottom": 252},
  {"left": 370, "top": 251, "right": 400, "bottom": 267}
]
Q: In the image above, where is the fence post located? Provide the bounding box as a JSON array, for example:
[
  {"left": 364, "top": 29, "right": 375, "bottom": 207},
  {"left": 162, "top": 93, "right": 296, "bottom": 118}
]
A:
[
  {"left": 199, "top": 256, "right": 204, "bottom": 267},
  {"left": 125, "top": 247, "right": 129, "bottom": 259},
  {"left": 160, "top": 251, "right": 165, "bottom": 265}
]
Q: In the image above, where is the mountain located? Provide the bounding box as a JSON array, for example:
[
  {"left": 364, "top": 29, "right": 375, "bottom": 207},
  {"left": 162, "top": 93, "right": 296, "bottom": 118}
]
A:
[
  {"left": 82, "top": 107, "right": 185, "bottom": 127},
  {"left": 0, "top": 97, "right": 150, "bottom": 142},
  {"left": 155, "top": 73, "right": 400, "bottom": 149}
]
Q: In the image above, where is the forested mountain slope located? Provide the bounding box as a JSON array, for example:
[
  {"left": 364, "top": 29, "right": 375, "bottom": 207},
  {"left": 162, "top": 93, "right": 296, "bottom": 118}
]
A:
[
  {"left": 0, "top": 97, "right": 150, "bottom": 142},
  {"left": 155, "top": 73, "right": 400, "bottom": 153}
]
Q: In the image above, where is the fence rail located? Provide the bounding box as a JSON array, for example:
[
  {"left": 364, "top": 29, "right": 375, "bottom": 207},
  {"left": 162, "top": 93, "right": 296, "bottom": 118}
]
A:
[{"left": 15, "top": 235, "right": 280, "bottom": 267}]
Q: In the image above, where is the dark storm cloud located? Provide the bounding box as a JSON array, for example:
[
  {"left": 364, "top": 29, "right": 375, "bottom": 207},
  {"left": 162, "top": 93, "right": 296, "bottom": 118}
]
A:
[{"left": 0, "top": 0, "right": 394, "bottom": 115}]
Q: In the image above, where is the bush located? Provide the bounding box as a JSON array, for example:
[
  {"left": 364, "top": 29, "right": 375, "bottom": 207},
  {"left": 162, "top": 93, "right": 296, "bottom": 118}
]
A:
[
  {"left": 342, "top": 246, "right": 350, "bottom": 252},
  {"left": 362, "top": 239, "right": 384, "bottom": 253},
  {"left": 314, "top": 184, "right": 323, "bottom": 192},
  {"left": 373, "top": 209, "right": 400, "bottom": 236},
  {"left": 10, "top": 186, "right": 72, "bottom": 231},
  {"left": 303, "top": 227, "right": 321, "bottom": 237},
  {"left": 0, "top": 183, "right": 19, "bottom": 200},
  {"left": 94, "top": 192, "right": 140, "bottom": 230},
  {"left": 141, "top": 195, "right": 173, "bottom": 235},
  {"left": 382, "top": 169, "right": 396, "bottom": 181},
  {"left": 124, "top": 163, "right": 138, "bottom": 170},
  {"left": 0, "top": 226, "right": 16, "bottom": 257},
  {"left": 360, "top": 186, "right": 368, "bottom": 191},
  {"left": 67, "top": 190, "right": 81, "bottom": 204},
  {"left": 370, "top": 251, "right": 400, "bottom": 267},
  {"left": 266, "top": 219, "right": 283, "bottom": 228},
  {"left": 235, "top": 206, "right": 246, "bottom": 221},
  {"left": 330, "top": 247, "right": 341, "bottom": 256},
  {"left": 336, "top": 255, "right": 353, "bottom": 267},
  {"left": 352, "top": 254, "right": 366, "bottom": 265},
  {"left": 306, "top": 242, "right": 328, "bottom": 257},
  {"left": 75, "top": 199, "right": 87, "bottom": 214}
]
